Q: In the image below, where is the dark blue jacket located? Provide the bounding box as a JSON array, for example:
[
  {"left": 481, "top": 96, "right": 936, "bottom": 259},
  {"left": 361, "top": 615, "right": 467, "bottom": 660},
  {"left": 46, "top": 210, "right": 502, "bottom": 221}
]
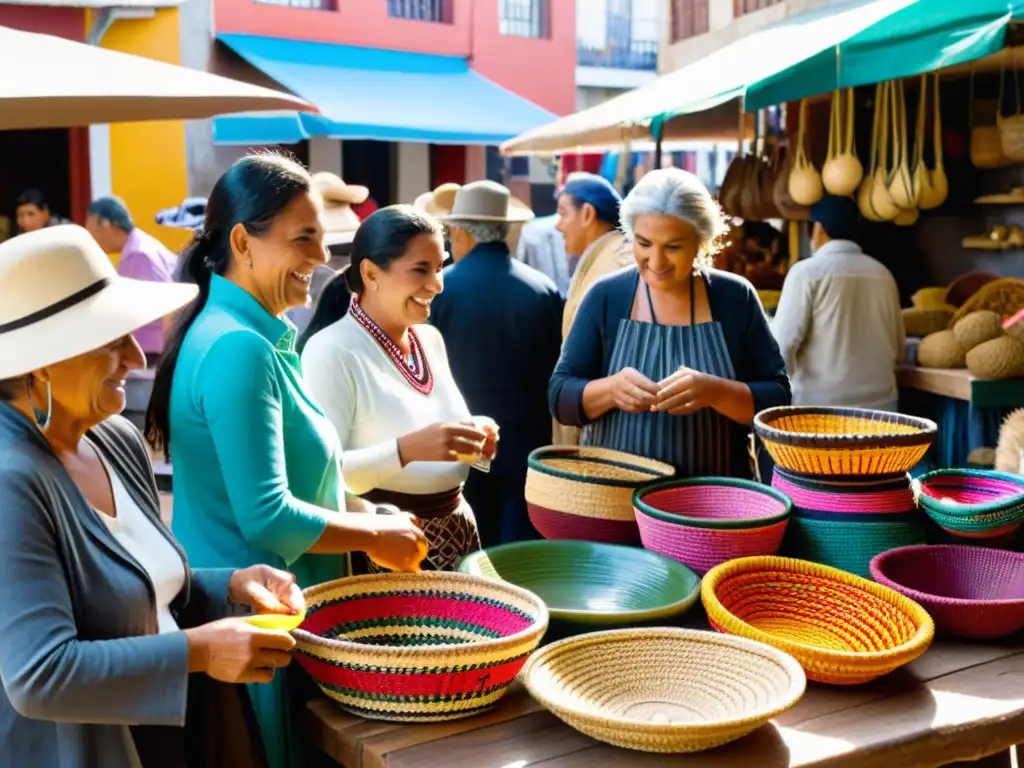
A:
[{"left": 430, "top": 242, "right": 564, "bottom": 478}]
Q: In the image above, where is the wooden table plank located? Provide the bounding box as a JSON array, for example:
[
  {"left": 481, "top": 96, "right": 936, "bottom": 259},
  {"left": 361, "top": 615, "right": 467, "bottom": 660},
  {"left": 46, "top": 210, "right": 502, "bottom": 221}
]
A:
[
  {"left": 307, "top": 643, "right": 1024, "bottom": 768},
  {"left": 896, "top": 366, "right": 1024, "bottom": 408}
]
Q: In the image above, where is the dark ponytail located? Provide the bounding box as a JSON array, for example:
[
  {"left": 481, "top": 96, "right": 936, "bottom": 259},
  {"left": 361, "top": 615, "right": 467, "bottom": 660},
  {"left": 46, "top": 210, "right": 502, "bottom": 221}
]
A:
[
  {"left": 295, "top": 204, "right": 442, "bottom": 354},
  {"left": 145, "top": 153, "right": 312, "bottom": 455}
]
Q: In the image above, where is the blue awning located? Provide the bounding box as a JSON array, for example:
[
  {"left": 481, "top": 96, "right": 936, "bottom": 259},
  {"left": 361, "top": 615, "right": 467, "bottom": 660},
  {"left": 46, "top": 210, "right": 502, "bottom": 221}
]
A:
[{"left": 213, "top": 34, "right": 558, "bottom": 146}]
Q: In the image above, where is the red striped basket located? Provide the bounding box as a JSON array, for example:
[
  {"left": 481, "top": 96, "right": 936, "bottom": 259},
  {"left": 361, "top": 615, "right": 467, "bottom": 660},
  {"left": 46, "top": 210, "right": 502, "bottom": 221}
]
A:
[{"left": 293, "top": 572, "right": 548, "bottom": 722}]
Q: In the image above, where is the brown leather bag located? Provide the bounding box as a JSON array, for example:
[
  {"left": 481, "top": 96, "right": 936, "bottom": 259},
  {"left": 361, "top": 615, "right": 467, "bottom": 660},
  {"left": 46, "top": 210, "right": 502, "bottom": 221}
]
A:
[
  {"left": 719, "top": 153, "right": 748, "bottom": 216},
  {"left": 738, "top": 147, "right": 764, "bottom": 220}
]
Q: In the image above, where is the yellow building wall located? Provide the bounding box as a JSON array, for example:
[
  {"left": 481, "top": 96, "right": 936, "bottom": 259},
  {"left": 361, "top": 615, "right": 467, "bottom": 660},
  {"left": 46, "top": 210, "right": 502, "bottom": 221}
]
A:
[{"left": 86, "top": 8, "right": 192, "bottom": 256}]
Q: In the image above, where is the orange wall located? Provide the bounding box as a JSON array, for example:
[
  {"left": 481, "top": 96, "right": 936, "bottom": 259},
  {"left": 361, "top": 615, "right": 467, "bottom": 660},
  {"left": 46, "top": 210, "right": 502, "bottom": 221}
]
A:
[{"left": 214, "top": 0, "right": 575, "bottom": 115}]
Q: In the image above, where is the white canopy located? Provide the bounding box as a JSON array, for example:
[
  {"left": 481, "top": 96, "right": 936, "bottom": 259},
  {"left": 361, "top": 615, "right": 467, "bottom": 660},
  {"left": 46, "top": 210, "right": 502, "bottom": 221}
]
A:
[{"left": 0, "top": 26, "right": 316, "bottom": 130}]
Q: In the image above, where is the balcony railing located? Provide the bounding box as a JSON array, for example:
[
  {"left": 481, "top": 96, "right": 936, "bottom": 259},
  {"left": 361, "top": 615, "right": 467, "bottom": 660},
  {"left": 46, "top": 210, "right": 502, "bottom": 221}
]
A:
[
  {"left": 499, "top": 0, "right": 549, "bottom": 39},
  {"left": 388, "top": 0, "right": 452, "bottom": 23},
  {"left": 577, "top": 38, "right": 657, "bottom": 70},
  {"left": 254, "top": 0, "right": 335, "bottom": 8},
  {"left": 671, "top": 0, "right": 709, "bottom": 42},
  {"left": 735, "top": 0, "right": 784, "bottom": 15}
]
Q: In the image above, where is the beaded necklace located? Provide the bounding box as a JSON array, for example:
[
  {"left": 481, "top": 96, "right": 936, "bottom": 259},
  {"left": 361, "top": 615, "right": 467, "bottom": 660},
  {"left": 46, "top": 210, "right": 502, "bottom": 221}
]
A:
[{"left": 350, "top": 297, "right": 433, "bottom": 395}]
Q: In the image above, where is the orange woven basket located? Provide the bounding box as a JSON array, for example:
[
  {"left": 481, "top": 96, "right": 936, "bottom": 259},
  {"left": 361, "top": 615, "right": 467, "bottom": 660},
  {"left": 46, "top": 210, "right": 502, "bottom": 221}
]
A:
[
  {"left": 701, "top": 556, "right": 934, "bottom": 685},
  {"left": 753, "top": 406, "right": 937, "bottom": 476}
]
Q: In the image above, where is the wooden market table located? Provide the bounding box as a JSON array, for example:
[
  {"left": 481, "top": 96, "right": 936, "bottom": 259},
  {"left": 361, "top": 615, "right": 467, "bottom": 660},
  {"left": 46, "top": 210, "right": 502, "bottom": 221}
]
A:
[
  {"left": 306, "top": 641, "right": 1024, "bottom": 768},
  {"left": 896, "top": 366, "right": 1024, "bottom": 408}
]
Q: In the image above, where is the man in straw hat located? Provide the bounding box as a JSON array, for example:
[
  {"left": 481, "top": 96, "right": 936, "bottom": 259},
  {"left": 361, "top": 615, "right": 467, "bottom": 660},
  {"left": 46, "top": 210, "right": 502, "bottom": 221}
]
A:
[
  {"left": 430, "top": 180, "right": 563, "bottom": 546},
  {"left": 414, "top": 181, "right": 534, "bottom": 258}
]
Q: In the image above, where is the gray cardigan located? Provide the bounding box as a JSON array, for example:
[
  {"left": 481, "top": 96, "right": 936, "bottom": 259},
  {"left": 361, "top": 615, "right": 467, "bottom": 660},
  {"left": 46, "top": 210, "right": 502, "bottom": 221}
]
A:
[{"left": 0, "top": 405, "right": 235, "bottom": 768}]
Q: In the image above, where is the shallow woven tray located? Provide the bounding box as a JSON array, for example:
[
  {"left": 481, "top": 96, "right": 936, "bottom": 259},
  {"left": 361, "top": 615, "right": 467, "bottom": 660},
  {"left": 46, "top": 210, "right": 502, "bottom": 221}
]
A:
[
  {"left": 754, "top": 407, "right": 937, "bottom": 476},
  {"left": 871, "top": 544, "right": 1024, "bottom": 639},
  {"left": 293, "top": 572, "right": 548, "bottom": 722},
  {"left": 526, "top": 445, "right": 675, "bottom": 542},
  {"left": 702, "top": 556, "right": 934, "bottom": 685},
  {"left": 457, "top": 540, "right": 699, "bottom": 626},
  {"left": 521, "top": 627, "right": 806, "bottom": 753},
  {"left": 913, "top": 469, "right": 1024, "bottom": 534}
]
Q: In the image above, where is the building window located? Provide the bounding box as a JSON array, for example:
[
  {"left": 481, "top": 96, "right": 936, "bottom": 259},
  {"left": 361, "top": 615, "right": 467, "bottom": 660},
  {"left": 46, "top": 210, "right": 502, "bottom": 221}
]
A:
[
  {"left": 577, "top": 3, "right": 658, "bottom": 70},
  {"left": 254, "top": 0, "right": 335, "bottom": 8},
  {"left": 388, "top": 0, "right": 452, "bottom": 23},
  {"left": 734, "top": 0, "right": 783, "bottom": 15},
  {"left": 671, "top": 0, "right": 709, "bottom": 42},
  {"left": 499, "top": 0, "right": 549, "bottom": 39}
]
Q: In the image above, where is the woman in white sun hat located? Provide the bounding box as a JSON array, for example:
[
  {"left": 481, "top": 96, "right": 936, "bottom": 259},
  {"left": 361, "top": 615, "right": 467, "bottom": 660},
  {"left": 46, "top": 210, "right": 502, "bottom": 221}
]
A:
[{"left": 0, "top": 224, "right": 311, "bottom": 767}]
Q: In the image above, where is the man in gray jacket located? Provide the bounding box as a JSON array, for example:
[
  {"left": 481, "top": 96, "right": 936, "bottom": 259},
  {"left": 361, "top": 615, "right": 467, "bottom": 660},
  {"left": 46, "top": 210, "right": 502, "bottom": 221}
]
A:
[{"left": 771, "top": 195, "right": 905, "bottom": 411}]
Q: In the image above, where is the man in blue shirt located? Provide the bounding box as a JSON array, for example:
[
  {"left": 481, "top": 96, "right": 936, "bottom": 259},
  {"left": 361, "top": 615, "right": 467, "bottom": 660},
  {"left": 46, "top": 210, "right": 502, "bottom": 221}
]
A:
[{"left": 432, "top": 181, "right": 564, "bottom": 546}]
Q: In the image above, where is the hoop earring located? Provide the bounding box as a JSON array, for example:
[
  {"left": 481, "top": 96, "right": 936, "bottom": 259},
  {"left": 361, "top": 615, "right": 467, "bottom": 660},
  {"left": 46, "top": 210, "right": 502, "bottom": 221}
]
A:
[{"left": 30, "top": 379, "right": 52, "bottom": 433}]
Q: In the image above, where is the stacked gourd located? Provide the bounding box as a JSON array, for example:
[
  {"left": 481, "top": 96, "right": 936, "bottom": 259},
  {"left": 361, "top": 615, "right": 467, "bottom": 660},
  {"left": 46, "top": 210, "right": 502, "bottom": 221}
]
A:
[{"left": 918, "top": 309, "right": 1024, "bottom": 380}]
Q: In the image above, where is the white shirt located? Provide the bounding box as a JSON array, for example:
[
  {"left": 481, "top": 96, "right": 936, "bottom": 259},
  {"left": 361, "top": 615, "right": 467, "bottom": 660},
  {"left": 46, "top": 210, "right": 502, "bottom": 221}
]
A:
[
  {"left": 771, "top": 240, "right": 906, "bottom": 411},
  {"left": 92, "top": 447, "right": 186, "bottom": 634},
  {"left": 301, "top": 314, "right": 472, "bottom": 495}
]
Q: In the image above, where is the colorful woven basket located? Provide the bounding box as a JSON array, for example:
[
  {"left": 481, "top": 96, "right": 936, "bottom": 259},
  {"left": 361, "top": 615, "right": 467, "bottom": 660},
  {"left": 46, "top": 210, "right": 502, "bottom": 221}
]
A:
[
  {"left": 771, "top": 467, "right": 926, "bottom": 577},
  {"left": 702, "top": 556, "right": 934, "bottom": 685},
  {"left": 633, "top": 478, "right": 791, "bottom": 574},
  {"left": 525, "top": 446, "right": 675, "bottom": 543},
  {"left": 293, "top": 572, "right": 548, "bottom": 722},
  {"left": 753, "top": 407, "right": 937, "bottom": 476},
  {"left": 521, "top": 628, "right": 806, "bottom": 753},
  {"left": 870, "top": 545, "right": 1024, "bottom": 640},
  {"left": 457, "top": 540, "right": 700, "bottom": 639},
  {"left": 913, "top": 469, "right": 1024, "bottom": 541}
]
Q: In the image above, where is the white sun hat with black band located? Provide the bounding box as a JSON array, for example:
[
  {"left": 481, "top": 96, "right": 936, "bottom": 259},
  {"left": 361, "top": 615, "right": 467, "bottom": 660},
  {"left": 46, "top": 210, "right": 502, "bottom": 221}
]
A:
[{"left": 0, "top": 225, "right": 198, "bottom": 380}]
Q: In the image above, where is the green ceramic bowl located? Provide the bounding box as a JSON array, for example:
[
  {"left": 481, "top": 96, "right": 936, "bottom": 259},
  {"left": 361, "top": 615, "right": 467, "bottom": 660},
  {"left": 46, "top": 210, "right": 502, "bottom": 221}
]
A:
[{"left": 457, "top": 540, "right": 700, "bottom": 629}]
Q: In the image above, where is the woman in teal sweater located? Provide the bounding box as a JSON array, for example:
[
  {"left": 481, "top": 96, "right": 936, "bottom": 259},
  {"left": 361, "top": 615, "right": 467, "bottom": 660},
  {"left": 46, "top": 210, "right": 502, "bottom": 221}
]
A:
[{"left": 146, "top": 154, "right": 426, "bottom": 768}]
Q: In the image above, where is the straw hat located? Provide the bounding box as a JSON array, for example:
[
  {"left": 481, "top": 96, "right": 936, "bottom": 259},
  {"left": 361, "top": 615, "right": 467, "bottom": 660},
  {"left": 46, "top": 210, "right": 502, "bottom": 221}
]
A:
[
  {"left": 431, "top": 181, "right": 534, "bottom": 223},
  {"left": 413, "top": 183, "right": 462, "bottom": 217},
  {"left": 312, "top": 172, "right": 369, "bottom": 247},
  {"left": 0, "top": 225, "right": 197, "bottom": 379}
]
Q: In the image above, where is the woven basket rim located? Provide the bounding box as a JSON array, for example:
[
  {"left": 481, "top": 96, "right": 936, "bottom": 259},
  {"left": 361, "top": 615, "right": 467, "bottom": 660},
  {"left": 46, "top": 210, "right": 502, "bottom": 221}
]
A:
[
  {"left": 521, "top": 627, "right": 806, "bottom": 732},
  {"left": 774, "top": 465, "right": 913, "bottom": 490},
  {"left": 633, "top": 477, "right": 792, "bottom": 530},
  {"left": 754, "top": 406, "right": 938, "bottom": 448},
  {"left": 527, "top": 445, "right": 675, "bottom": 488},
  {"left": 915, "top": 468, "right": 1024, "bottom": 517},
  {"left": 457, "top": 541, "right": 701, "bottom": 622},
  {"left": 701, "top": 556, "right": 934, "bottom": 662},
  {"left": 870, "top": 544, "right": 1024, "bottom": 609},
  {"left": 292, "top": 571, "right": 549, "bottom": 658}
]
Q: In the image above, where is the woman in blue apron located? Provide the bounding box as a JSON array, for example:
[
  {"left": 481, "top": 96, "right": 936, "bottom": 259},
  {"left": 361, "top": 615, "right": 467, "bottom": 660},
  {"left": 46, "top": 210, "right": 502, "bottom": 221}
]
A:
[{"left": 548, "top": 168, "right": 790, "bottom": 479}]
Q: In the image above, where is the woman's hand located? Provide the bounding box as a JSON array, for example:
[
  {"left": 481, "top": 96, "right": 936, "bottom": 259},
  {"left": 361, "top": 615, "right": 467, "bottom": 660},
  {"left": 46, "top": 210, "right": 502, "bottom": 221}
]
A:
[
  {"left": 184, "top": 618, "right": 296, "bottom": 684},
  {"left": 609, "top": 367, "right": 660, "bottom": 413},
  {"left": 363, "top": 513, "right": 429, "bottom": 572},
  {"left": 652, "top": 367, "right": 721, "bottom": 414},
  {"left": 228, "top": 565, "right": 305, "bottom": 616},
  {"left": 397, "top": 422, "right": 488, "bottom": 465}
]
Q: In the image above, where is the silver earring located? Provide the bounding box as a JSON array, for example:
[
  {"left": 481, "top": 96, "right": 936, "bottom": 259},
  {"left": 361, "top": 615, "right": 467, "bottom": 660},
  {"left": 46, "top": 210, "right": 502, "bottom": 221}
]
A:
[
  {"left": 373, "top": 283, "right": 379, "bottom": 291},
  {"left": 247, "top": 261, "right": 253, "bottom": 270},
  {"left": 31, "top": 379, "right": 52, "bottom": 433}
]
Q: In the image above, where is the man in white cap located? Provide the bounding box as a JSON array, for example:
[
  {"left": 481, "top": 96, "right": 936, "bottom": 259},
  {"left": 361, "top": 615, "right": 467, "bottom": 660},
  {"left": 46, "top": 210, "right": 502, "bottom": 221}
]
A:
[{"left": 431, "top": 180, "right": 563, "bottom": 547}]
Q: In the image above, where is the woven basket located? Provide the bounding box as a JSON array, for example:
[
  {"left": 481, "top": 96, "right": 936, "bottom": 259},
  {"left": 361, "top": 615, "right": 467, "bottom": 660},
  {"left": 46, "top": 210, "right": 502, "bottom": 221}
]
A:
[
  {"left": 702, "top": 556, "right": 934, "bottom": 685},
  {"left": 913, "top": 468, "right": 1024, "bottom": 539},
  {"left": 633, "top": 478, "right": 791, "bottom": 574},
  {"left": 526, "top": 446, "right": 675, "bottom": 543},
  {"left": 457, "top": 540, "right": 700, "bottom": 636},
  {"left": 293, "top": 572, "right": 548, "bottom": 721},
  {"left": 871, "top": 544, "right": 1024, "bottom": 640},
  {"left": 521, "top": 628, "right": 806, "bottom": 753},
  {"left": 783, "top": 514, "right": 927, "bottom": 578},
  {"left": 753, "top": 406, "right": 937, "bottom": 476},
  {"left": 771, "top": 466, "right": 915, "bottom": 516}
]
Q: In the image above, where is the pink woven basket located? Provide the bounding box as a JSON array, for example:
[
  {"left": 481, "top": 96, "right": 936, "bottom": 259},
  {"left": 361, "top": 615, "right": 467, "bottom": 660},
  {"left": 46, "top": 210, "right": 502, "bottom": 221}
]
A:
[
  {"left": 870, "top": 544, "right": 1024, "bottom": 639},
  {"left": 633, "top": 478, "right": 791, "bottom": 575}
]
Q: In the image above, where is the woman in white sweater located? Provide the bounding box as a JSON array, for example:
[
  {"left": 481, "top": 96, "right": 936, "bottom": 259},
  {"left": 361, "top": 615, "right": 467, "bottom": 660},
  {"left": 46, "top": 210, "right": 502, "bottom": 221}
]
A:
[{"left": 300, "top": 205, "right": 495, "bottom": 572}]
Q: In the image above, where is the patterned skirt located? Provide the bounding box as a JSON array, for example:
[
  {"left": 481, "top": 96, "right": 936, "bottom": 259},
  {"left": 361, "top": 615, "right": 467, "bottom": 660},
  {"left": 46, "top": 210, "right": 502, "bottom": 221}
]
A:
[{"left": 352, "top": 486, "right": 481, "bottom": 574}]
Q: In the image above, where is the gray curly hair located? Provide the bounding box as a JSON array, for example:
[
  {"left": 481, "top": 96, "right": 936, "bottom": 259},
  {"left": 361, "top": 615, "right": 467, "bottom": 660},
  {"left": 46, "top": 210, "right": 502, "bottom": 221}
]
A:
[{"left": 619, "top": 168, "right": 728, "bottom": 273}]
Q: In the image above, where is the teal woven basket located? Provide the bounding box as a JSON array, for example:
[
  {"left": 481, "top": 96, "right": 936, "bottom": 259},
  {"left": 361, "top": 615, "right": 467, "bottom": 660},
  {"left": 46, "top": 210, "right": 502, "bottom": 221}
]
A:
[{"left": 783, "top": 514, "right": 928, "bottom": 578}]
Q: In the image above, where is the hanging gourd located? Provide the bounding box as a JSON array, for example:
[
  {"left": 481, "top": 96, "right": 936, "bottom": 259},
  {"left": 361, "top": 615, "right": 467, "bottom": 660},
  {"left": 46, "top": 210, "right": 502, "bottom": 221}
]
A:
[
  {"left": 858, "top": 82, "right": 885, "bottom": 221},
  {"left": 869, "top": 81, "right": 900, "bottom": 222},
  {"left": 788, "top": 98, "right": 824, "bottom": 206},
  {"left": 822, "top": 88, "right": 863, "bottom": 196},
  {"left": 918, "top": 73, "right": 948, "bottom": 210},
  {"left": 887, "top": 79, "right": 918, "bottom": 211},
  {"left": 925, "top": 73, "right": 946, "bottom": 208}
]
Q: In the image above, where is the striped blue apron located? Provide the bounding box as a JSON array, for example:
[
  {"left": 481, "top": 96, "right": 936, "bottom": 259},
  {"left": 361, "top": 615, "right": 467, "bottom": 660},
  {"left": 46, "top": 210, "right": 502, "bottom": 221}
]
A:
[{"left": 582, "top": 274, "right": 738, "bottom": 477}]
